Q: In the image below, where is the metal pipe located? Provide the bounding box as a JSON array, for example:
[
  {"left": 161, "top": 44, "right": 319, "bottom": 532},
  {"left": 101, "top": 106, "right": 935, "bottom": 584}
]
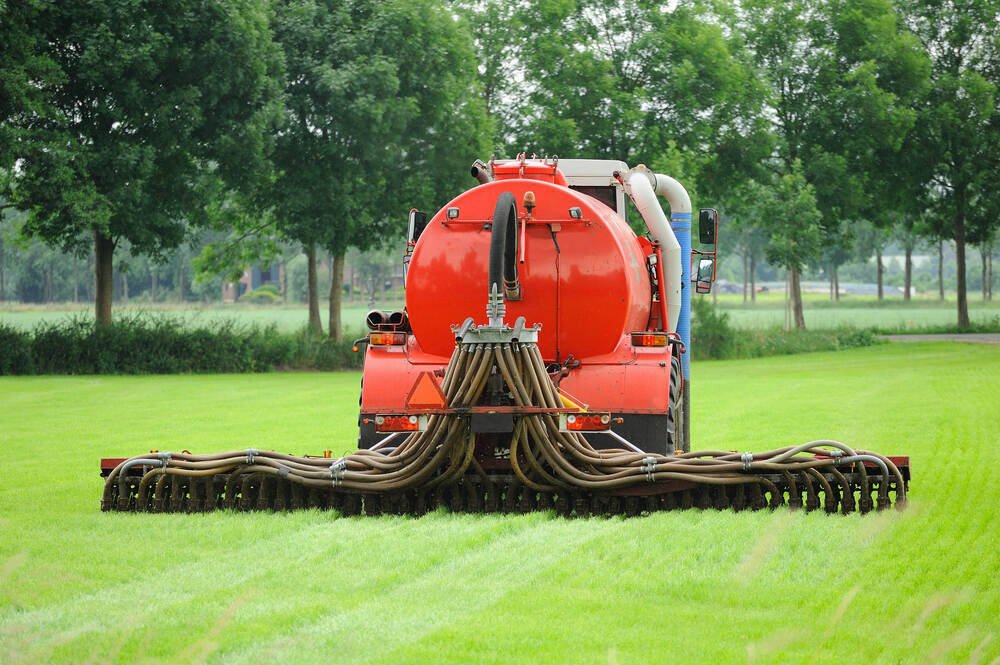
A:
[
  {"left": 471, "top": 159, "right": 492, "bottom": 184},
  {"left": 622, "top": 170, "right": 682, "bottom": 333}
]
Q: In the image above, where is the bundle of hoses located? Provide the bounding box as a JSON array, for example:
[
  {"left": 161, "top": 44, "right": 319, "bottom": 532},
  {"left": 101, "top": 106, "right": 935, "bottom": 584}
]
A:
[{"left": 102, "top": 341, "right": 907, "bottom": 516}]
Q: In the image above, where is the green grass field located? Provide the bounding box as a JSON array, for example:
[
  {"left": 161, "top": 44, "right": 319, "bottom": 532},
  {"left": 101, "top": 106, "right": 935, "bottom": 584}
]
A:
[{"left": 2, "top": 342, "right": 999, "bottom": 664}]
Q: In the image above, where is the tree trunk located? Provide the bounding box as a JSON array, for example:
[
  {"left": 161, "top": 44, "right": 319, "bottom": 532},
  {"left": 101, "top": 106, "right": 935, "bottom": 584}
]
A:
[
  {"left": 834, "top": 266, "right": 840, "bottom": 302},
  {"left": 750, "top": 253, "right": 757, "bottom": 304},
  {"left": 829, "top": 265, "right": 834, "bottom": 301},
  {"left": 938, "top": 239, "right": 944, "bottom": 301},
  {"left": 742, "top": 251, "right": 748, "bottom": 304},
  {"left": 876, "top": 247, "right": 884, "bottom": 301},
  {"left": 151, "top": 266, "right": 158, "bottom": 303},
  {"left": 306, "top": 243, "right": 323, "bottom": 335},
  {"left": 95, "top": 230, "right": 114, "bottom": 325},
  {"left": 328, "top": 252, "right": 345, "bottom": 341},
  {"left": 45, "top": 259, "right": 53, "bottom": 302},
  {"left": 177, "top": 249, "right": 186, "bottom": 303},
  {"left": 955, "top": 195, "right": 970, "bottom": 328},
  {"left": 790, "top": 265, "right": 806, "bottom": 330},
  {"left": 86, "top": 247, "right": 94, "bottom": 302},
  {"left": 988, "top": 244, "right": 993, "bottom": 302},
  {"left": 281, "top": 260, "right": 288, "bottom": 301},
  {"left": 904, "top": 246, "right": 912, "bottom": 302},
  {"left": 981, "top": 244, "right": 987, "bottom": 302}
]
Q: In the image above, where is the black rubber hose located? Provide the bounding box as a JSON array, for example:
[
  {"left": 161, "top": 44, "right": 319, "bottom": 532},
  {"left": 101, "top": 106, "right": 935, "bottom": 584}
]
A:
[{"left": 489, "top": 192, "right": 518, "bottom": 298}]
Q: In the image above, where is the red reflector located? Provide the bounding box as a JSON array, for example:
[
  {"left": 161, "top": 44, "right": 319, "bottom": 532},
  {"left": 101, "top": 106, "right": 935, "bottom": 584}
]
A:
[
  {"left": 374, "top": 414, "right": 425, "bottom": 432},
  {"left": 631, "top": 332, "right": 667, "bottom": 347},
  {"left": 405, "top": 372, "right": 448, "bottom": 409},
  {"left": 562, "top": 413, "right": 612, "bottom": 431},
  {"left": 370, "top": 332, "right": 406, "bottom": 346}
]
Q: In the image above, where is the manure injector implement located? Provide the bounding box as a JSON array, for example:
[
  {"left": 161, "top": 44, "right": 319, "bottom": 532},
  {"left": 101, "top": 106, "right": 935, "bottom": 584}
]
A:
[{"left": 101, "top": 156, "right": 910, "bottom": 516}]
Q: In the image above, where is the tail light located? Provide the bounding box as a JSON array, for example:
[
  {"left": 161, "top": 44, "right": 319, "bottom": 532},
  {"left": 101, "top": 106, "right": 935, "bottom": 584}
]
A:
[
  {"left": 559, "top": 413, "right": 611, "bottom": 432},
  {"left": 374, "top": 414, "right": 427, "bottom": 432},
  {"left": 631, "top": 332, "right": 668, "bottom": 347},
  {"left": 369, "top": 332, "right": 407, "bottom": 346}
]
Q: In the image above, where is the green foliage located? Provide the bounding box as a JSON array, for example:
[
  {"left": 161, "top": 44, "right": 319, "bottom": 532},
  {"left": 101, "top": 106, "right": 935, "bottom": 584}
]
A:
[
  {"left": 0, "top": 0, "right": 282, "bottom": 321},
  {"left": 0, "top": 324, "right": 32, "bottom": 373},
  {"left": 0, "top": 314, "right": 363, "bottom": 375},
  {"left": 691, "top": 296, "right": 737, "bottom": 360},
  {"left": 241, "top": 287, "right": 280, "bottom": 304},
  {"left": 692, "top": 297, "right": 879, "bottom": 360}
]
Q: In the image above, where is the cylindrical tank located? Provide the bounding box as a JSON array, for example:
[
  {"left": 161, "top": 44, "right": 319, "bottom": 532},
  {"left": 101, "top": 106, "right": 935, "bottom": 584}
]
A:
[{"left": 405, "top": 164, "right": 652, "bottom": 363}]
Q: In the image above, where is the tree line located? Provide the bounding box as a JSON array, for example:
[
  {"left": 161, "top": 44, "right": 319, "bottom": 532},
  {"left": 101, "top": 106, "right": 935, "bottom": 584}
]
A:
[{"left": 2, "top": 0, "right": 998, "bottom": 333}]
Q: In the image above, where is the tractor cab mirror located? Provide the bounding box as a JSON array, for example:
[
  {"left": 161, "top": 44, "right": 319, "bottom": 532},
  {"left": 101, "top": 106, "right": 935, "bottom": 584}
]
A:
[
  {"left": 407, "top": 210, "right": 428, "bottom": 247},
  {"left": 698, "top": 208, "right": 718, "bottom": 245},
  {"left": 695, "top": 258, "right": 715, "bottom": 294}
]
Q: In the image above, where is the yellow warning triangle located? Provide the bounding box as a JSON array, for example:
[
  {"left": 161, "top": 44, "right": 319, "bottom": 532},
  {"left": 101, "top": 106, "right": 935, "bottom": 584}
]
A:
[{"left": 405, "top": 371, "right": 447, "bottom": 409}]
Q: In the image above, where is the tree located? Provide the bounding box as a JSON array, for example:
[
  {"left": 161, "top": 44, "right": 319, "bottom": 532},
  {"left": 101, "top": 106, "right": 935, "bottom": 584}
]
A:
[
  {"left": 750, "top": 165, "right": 823, "bottom": 330},
  {"left": 268, "top": 0, "right": 490, "bottom": 340},
  {"left": 854, "top": 219, "right": 890, "bottom": 300},
  {"left": 0, "top": 0, "right": 281, "bottom": 323},
  {"left": 740, "top": 0, "right": 926, "bottom": 317},
  {"left": 898, "top": 0, "right": 1000, "bottom": 326},
  {"left": 506, "top": 0, "right": 770, "bottom": 199}
]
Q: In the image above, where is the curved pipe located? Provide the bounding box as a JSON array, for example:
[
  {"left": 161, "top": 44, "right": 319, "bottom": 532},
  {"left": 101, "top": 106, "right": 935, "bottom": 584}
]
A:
[
  {"left": 471, "top": 159, "right": 492, "bottom": 185},
  {"left": 489, "top": 192, "right": 519, "bottom": 308},
  {"left": 623, "top": 172, "right": 682, "bottom": 333},
  {"left": 366, "top": 310, "right": 388, "bottom": 330}
]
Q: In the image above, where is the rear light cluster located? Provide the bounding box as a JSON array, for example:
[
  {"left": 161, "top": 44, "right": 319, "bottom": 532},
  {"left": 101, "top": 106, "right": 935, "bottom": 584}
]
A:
[
  {"left": 369, "top": 332, "right": 407, "bottom": 346},
  {"left": 631, "top": 332, "right": 668, "bottom": 347},
  {"left": 560, "top": 412, "right": 612, "bottom": 432},
  {"left": 374, "top": 414, "right": 428, "bottom": 432}
]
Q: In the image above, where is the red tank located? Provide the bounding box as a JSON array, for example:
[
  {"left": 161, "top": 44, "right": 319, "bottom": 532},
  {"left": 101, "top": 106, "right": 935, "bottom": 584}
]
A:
[
  {"left": 359, "top": 158, "right": 682, "bottom": 455},
  {"left": 406, "top": 166, "right": 652, "bottom": 362}
]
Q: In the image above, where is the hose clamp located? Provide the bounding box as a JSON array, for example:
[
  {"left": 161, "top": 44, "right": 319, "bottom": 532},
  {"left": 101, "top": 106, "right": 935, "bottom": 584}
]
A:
[
  {"left": 246, "top": 448, "right": 259, "bottom": 466},
  {"left": 329, "top": 459, "right": 347, "bottom": 487},
  {"left": 830, "top": 449, "right": 844, "bottom": 465},
  {"left": 741, "top": 452, "right": 753, "bottom": 472},
  {"left": 642, "top": 456, "right": 657, "bottom": 483},
  {"left": 278, "top": 465, "right": 290, "bottom": 479}
]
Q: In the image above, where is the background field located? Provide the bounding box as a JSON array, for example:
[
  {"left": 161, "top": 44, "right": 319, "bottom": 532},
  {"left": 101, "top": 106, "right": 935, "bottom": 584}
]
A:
[
  {"left": 0, "top": 303, "right": 399, "bottom": 336},
  {"left": 2, "top": 295, "right": 999, "bottom": 336},
  {"left": 2, "top": 342, "right": 999, "bottom": 664}
]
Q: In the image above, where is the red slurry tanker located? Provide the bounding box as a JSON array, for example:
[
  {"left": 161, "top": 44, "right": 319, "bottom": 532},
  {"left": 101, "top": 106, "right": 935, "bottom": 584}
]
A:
[{"left": 101, "top": 156, "right": 909, "bottom": 516}]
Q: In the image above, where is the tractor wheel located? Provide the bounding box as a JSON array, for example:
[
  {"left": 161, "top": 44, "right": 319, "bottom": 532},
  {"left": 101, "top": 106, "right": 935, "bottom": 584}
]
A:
[{"left": 668, "top": 354, "right": 688, "bottom": 453}]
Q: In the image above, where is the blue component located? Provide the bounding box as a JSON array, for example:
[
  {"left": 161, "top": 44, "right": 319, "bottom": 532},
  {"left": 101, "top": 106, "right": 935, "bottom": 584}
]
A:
[{"left": 670, "top": 213, "right": 691, "bottom": 380}]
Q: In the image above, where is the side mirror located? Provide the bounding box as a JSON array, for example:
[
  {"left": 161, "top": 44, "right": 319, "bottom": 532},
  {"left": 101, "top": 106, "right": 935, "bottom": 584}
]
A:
[
  {"left": 698, "top": 208, "right": 717, "bottom": 245},
  {"left": 695, "top": 258, "right": 715, "bottom": 294},
  {"left": 407, "top": 209, "right": 428, "bottom": 247}
]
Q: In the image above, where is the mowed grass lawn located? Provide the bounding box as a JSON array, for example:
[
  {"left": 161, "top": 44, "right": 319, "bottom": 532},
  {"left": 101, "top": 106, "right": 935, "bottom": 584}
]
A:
[{"left": 1, "top": 342, "right": 998, "bottom": 664}]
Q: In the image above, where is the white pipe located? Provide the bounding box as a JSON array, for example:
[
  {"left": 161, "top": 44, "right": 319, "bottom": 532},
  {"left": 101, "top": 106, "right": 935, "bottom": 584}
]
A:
[
  {"left": 623, "top": 171, "right": 682, "bottom": 333},
  {"left": 651, "top": 174, "right": 691, "bottom": 216}
]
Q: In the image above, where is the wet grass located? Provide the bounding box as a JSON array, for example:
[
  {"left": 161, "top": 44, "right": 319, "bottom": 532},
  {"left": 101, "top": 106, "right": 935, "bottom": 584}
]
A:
[{"left": 1, "top": 342, "right": 999, "bottom": 664}]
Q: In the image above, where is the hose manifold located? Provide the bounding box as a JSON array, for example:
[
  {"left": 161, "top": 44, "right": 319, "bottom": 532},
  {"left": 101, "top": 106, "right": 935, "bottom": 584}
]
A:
[
  {"left": 643, "top": 456, "right": 657, "bottom": 482},
  {"left": 329, "top": 459, "right": 347, "bottom": 487}
]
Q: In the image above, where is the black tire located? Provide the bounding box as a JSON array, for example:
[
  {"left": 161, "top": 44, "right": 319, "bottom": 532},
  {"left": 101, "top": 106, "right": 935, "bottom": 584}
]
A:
[{"left": 668, "top": 354, "right": 688, "bottom": 453}]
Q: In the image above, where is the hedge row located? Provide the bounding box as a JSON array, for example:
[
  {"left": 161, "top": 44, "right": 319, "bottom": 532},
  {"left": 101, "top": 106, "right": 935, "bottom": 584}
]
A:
[
  {"left": 0, "top": 305, "right": 882, "bottom": 375},
  {"left": 690, "top": 298, "right": 879, "bottom": 360},
  {"left": 0, "top": 315, "right": 363, "bottom": 375}
]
